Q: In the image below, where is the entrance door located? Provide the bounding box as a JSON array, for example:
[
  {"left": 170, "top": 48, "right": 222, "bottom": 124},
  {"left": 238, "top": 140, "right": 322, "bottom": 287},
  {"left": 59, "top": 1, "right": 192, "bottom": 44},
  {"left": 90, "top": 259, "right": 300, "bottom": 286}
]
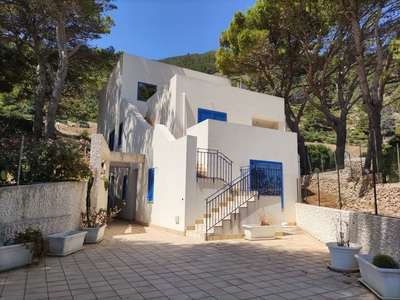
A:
[{"left": 250, "top": 159, "right": 284, "bottom": 208}]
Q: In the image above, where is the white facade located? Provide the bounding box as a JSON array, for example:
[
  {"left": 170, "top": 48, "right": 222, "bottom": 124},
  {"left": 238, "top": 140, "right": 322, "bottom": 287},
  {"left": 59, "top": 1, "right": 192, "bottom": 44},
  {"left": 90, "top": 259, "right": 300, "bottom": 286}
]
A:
[{"left": 98, "top": 53, "right": 299, "bottom": 237}]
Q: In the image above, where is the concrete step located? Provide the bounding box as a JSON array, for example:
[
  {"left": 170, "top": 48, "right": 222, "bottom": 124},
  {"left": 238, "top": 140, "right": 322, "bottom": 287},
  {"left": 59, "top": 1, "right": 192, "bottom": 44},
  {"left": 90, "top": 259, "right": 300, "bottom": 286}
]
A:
[{"left": 186, "top": 230, "right": 206, "bottom": 241}]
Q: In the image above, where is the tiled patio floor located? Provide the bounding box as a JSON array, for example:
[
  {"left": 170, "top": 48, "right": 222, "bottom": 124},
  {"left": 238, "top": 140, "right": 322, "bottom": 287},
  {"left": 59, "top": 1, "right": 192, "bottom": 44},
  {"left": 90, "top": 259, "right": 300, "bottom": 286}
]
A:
[{"left": 0, "top": 220, "right": 377, "bottom": 300}]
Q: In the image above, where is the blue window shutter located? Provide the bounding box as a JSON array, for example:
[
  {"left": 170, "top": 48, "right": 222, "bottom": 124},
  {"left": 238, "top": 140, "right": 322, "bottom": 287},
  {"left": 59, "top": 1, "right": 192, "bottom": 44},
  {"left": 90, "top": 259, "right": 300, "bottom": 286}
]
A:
[
  {"left": 109, "top": 130, "right": 115, "bottom": 151},
  {"left": 122, "top": 175, "right": 127, "bottom": 201},
  {"left": 147, "top": 168, "right": 155, "bottom": 201},
  {"left": 213, "top": 111, "right": 227, "bottom": 121},
  {"left": 198, "top": 108, "right": 227, "bottom": 123},
  {"left": 118, "top": 122, "right": 123, "bottom": 148}
]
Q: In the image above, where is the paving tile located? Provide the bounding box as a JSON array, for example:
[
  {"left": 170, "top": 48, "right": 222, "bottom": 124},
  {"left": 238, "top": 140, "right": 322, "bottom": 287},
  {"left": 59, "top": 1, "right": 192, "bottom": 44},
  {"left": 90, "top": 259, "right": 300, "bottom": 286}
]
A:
[
  {"left": 140, "top": 290, "right": 165, "bottom": 299},
  {"left": 231, "top": 290, "right": 259, "bottom": 299},
  {"left": 48, "top": 290, "right": 73, "bottom": 298},
  {"left": 275, "top": 291, "right": 303, "bottom": 299},
  {"left": 24, "top": 292, "right": 49, "bottom": 300},
  {"left": 0, "top": 221, "right": 378, "bottom": 300}
]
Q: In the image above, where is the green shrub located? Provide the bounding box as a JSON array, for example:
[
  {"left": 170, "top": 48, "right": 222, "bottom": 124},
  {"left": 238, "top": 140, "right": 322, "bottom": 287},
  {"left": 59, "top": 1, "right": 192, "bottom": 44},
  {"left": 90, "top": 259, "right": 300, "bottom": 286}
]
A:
[
  {"left": 81, "top": 129, "right": 90, "bottom": 141},
  {"left": 372, "top": 254, "right": 398, "bottom": 269},
  {"left": 13, "top": 228, "right": 49, "bottom": 265},
  {"left": 307, "top": 144, "right": 335, "bottom": 173},
  {"left": 0, "top": 137, "right": 91, "bottom": 184}
]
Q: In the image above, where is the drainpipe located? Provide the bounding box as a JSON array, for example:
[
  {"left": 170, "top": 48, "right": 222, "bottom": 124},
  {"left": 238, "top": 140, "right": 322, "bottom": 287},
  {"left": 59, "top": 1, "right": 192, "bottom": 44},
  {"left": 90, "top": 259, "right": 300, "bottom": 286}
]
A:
[{"left": 183, "top": 93, "right": 186, "bottom": 136}]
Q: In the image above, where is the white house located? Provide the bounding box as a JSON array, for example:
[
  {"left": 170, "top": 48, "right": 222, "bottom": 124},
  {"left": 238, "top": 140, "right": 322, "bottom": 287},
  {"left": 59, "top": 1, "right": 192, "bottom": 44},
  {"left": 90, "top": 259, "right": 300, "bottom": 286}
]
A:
[{"left": 96, "top": 53, "right": 299, "bottom": 240}]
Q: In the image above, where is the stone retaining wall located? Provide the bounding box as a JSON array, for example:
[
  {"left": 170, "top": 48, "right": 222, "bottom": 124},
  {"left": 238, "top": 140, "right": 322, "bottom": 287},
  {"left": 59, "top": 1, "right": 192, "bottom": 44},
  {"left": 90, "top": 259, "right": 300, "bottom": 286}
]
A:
[
  {"left": 305, "top": 166, "right": 400, "bottom": 218},
  {"left": 0, "top": 181, "right": 87, "bottom": 242},
  {"left": 296, "top": 203, "right": 400, "bottom": 261}
]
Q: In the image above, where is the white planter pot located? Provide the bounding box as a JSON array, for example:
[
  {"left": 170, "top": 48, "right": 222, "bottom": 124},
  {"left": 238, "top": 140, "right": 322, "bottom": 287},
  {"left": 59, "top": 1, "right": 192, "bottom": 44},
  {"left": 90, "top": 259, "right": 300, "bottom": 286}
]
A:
[
  {"left": 47, "top": 231, "right": 87, "bottom": 256},
  {"left": 82, "top": 224, "right": 107, "bottom": 244},
  {"left": 243, "top": 224, "right": 277, "bottom": 240},
  {"left": 355, "top": 254, "right": 400, "bottom": 299},
  {"left": 326, "top": 242, "right": 362, "bottom": 272},
  {"left": 0, "top": 243, "right": 33, "bottom": 272}
]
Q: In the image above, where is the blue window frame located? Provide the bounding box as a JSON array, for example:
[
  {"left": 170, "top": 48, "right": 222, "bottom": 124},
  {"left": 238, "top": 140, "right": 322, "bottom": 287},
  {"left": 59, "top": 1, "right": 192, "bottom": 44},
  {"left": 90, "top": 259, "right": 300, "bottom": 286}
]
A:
[
  {"left": 147, "top": 168, "right": 155, "bottom": 202},
  {"left": 198, "top": 108, "right": 227, "bottom": 123},
  {"left": 137, "top": 82, "right": 157, "bottom": 101},
  {"left": 108, "top": 129, "right": 115, "bottom": 151},
  {"left": 122, "top": 175, "right": 127, "bottom": 201},
  {"left": 250, "top": 159, "right": 284, "bottom": 208},
  {"left": 118, "top": 122, "right": 123, "bottom": 149}
]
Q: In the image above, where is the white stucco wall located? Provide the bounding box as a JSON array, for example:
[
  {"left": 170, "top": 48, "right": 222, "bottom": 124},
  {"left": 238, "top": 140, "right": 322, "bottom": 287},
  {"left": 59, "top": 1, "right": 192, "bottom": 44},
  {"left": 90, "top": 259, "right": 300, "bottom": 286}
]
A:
[
  {"left": 188, "top": 119, "right": 299, "bottom": 224},
  {"left": 296, "top": 203, "right": 400, "bottom": 261},
  {"left": 98, "top": 53, "right": 299, "bottom": 234},
  {"left": 176, "top": 75, "right": 285, "bottom": 131},
  {"left": 146, "top": 76, "right": 180, "bottom": 138},
  {"left": 120, "top": 53, "right": 230, "bottom": 116},
  {"left": 145, "top": 74, "right": 286, "bottom": 140},
  {"left": 0, "top": 182, "right": 87, "bottom": 242},
  {"left": 98, "top": 58, "right": 122, "bottom": 137},
  {"left": 133, "top": 125, "right": 197, "bottom": 233}
]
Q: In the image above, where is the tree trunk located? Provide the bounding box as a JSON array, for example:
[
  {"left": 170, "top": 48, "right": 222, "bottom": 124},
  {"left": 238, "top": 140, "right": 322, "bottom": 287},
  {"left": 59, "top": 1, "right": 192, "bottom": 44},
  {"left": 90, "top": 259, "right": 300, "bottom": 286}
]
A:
[
  {"left": 44, "top": 11, "right": 81, "bottom": 139},
  {"left": 297, "top": 133, "right": 309, "bottom": 175},
  {"left": 334, "top": 120, "right": 347, "bottom": 169},
  {"left": 32, "top": 61, "right": 47, "bottom": 140},
  {"left": 368, "top": 111, "right": 383, "bottom": 173},
  {"left": 45, "top": 59, "right": 68, "bottom": 140},
  {"left": 341, "top": 0, "right": 385, "bottom": 172},
  {"left": 285, "top": 110, "right": 308, "bottom": 175}
]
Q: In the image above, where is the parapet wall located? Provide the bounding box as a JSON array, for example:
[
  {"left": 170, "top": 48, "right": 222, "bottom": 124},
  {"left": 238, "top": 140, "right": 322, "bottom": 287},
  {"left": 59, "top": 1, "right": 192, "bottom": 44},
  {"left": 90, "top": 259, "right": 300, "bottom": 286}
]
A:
[
  {"left": 296, "top": 203, "right": 400, "bottom": 261},
  {"left": 0, "top": 181, "right": 87, "bottom": 242}
]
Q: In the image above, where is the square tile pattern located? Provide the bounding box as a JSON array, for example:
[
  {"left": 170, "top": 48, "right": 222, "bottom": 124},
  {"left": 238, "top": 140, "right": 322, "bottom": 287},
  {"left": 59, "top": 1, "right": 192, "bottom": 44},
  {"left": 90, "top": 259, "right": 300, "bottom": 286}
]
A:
[{"left": 0, "top": 221, "right": 377, "bottom": 300}]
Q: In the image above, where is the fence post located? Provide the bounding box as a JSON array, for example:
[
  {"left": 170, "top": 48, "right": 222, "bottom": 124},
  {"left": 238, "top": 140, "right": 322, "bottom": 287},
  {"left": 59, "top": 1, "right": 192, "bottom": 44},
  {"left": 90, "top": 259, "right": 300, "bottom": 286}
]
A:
[
  {"left": 397, "top": 143, "right": 400, "bottom": 181},
  {"left": 317, "top": 172, "right": 320, "bottom": 206},
  {"left": 334, "top": 150, "right": 342, "bottom": 209},
  {"left": 17, "top": 135, "right": 24, "bottom": 185}
]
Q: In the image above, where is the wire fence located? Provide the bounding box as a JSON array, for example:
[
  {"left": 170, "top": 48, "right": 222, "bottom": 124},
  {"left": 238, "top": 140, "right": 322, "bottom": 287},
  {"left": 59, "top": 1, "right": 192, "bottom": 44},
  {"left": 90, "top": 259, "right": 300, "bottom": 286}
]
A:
[{"left": 302, "top": 146, "right": 400, "bottom": 218}]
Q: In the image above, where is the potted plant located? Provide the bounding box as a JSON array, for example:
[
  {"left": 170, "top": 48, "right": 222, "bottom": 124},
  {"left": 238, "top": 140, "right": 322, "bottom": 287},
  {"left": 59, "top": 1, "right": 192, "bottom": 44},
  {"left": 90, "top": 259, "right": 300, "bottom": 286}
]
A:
[
  {"left": 355, "top": 253, "right": 400, "bottom": 298},
  {"left": 243, "top": 208, "right": 277, "bottom": 240},
  {"left": 326, "top": 212, "right": 361, "bottom": 272},
  {"left": 81, "top": 175, "right": 121, "bottom": 243},
  {"left": 81, "top": 206, "right": 121, "bottom": 243},
  {"left": 0, "top": 228, "right": 49, "bottom": 272},
  {"left": 47, "top": 230, "right": 87, "bottom": 256}
]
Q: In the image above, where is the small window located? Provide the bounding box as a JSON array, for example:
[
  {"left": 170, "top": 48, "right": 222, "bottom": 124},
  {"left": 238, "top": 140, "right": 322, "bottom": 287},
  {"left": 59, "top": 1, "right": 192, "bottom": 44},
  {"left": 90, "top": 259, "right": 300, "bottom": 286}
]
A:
[
  {"left": 118, "top": 122, "right": 123, "bottom": 149},
  {"left": 108, "top": 129, "right": 115, "bottom": 151},
  {"left": 122, "top": 175, "right": 127, "bottom": 202},
  {"left": 147, "top": 168, "right": 155, "bottom": 202},
  {"left": 137, "top": 82, "right": 157, "bottom": 101},
  {"left": 198, "top": 108, "right": 227, "bottom": 123}
]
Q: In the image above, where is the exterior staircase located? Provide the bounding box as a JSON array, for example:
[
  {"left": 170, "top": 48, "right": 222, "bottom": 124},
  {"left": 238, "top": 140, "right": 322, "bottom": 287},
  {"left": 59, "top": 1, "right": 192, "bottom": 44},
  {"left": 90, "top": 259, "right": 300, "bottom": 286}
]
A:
[
  {"left": 186, "top": 194, "right": 257, "bottom": 241},
  {"left": 187, "top": 151, "right": 283, "bottom": 241}
]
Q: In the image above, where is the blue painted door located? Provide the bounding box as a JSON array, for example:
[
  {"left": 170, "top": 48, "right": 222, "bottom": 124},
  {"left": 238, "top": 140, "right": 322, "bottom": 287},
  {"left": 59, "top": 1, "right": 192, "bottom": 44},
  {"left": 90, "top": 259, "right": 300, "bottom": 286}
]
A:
[
  {"left": 108, "top": 129, "right": 115, "bottom": 151},
  {"left": 198, "top": 108, "right": 227, "bottom": 123},
  {"left": 250, "top": 159, "right": 284, "bottom": 208},
  {"left": 147, "top": 168, "right": 155, "bottom": 202}
]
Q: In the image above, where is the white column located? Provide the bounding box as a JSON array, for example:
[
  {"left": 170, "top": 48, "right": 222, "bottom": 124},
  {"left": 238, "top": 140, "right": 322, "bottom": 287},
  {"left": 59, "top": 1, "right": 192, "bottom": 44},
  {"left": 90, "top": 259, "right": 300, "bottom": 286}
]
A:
[{"left": 183, "top": 93, "right": 186, "bottom": 136}]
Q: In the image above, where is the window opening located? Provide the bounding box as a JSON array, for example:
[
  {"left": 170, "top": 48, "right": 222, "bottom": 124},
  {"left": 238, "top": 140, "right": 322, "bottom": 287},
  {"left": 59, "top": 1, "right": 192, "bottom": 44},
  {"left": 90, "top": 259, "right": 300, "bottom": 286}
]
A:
[{"left": 137, "top": 82, "right": 157, "bottom": 101}]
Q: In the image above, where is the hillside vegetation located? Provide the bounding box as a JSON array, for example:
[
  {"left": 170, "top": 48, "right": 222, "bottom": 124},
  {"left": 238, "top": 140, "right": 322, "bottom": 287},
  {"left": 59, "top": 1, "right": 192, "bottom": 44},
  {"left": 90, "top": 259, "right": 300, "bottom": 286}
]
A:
[{"left": 158, "top": 51, "right": 218, "bottom": 74}]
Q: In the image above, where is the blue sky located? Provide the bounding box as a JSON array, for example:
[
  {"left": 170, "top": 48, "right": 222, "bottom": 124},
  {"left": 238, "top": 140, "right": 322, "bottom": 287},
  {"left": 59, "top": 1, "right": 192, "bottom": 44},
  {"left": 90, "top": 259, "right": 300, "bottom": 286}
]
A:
[{"left": 91, "top": 0, "right": 256, "bottom": 60}]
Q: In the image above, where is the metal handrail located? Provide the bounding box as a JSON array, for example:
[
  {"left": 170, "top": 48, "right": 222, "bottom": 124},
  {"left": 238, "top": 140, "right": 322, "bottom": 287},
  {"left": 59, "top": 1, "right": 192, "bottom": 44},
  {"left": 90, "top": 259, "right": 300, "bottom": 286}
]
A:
[
  {"left": 196, "top": 148, "right": 232, "bottom": 184},
  {"left": 205, "top": 168, "right": 256, "bottom": 240},
  {"left": 205, "top": 165, "right": 283, "bottom": 240}
]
